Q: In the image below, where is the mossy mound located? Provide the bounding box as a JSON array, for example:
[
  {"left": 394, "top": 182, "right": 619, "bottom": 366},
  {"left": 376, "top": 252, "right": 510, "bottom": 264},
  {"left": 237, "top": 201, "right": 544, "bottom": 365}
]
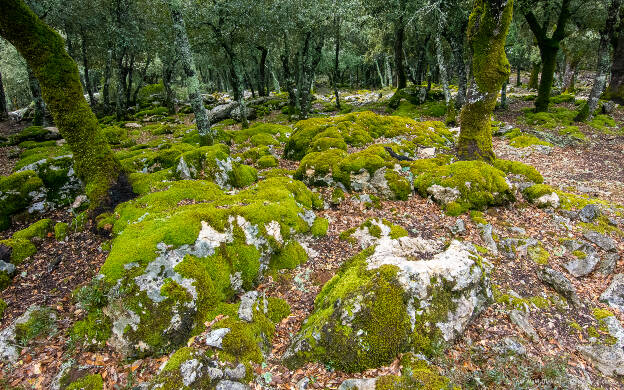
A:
[
  {"left": 293, "top": 144, "right": 412, "bottom": 200},
  {"left": 284, "top": 111, "right": 452, "bottom": 160},
  {"left": 414, "top": 161, "right": 518, "bottom": 214},
  {"left": 7, "top": 126, "right": 61, "bottom": 146},
  {"left": 64, "top": 374, "right": 103, "bottom": 390},
  {"left": 339, "top": 218, "right": 408, "bottom": 248},
  {"left": 116, "top": 143, "right": 196, "bottom": 173},
  {"left": 0, "top": 170, "right": 44, "bottom": 230},
  {"left": 374, "top": 353, "right": 458, "bottom": 389},
  {"left": 98, "top": 177, "right": 321, "bottom": 358},
  {"left": 227, "top": 122, "right": 290, "bottom": 146},
  {"left": 522, "top": 107, "right": 576, "bottom": 129},
  {"left": 284, "top": 235, "right": 490, "bottom": 372}
]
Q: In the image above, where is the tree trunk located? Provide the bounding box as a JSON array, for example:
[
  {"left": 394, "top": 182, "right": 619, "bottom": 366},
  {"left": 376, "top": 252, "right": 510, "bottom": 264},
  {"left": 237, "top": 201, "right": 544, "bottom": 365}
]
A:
[
  {"left": 525, "top": 0, "right": 571, "bottom": 112},
  {"left": 258, "top": 46, "right": 268, "bottom": 97},
  {"left": 0, "top": 0, "right": 124, "bottom": 210},
  {"left": 576, "top": 0, "right": 621, "bottom": 121},
  {"left": 103, "top": 48, "right": 112, "bottom": 111},
  {"left": 162, "top": 60, "right": 176, "bottom": 114},
  {"left": 125, "top": 54, "right": 135, "bottom": 108},
  {"left": 528, "top": 62, "right": 540, "bottom": 89},
  {"left": 27, "top": 66, "right": 45, "bottom": 126},
  {"left": 516, "top": 66, "right": 521, "bottom": 87},
  {"left": 333, "top": 11, "right": 341, "bottom": 109},
  {"left": 167, "top": 0, "right": 212, "bottom": 144},
  {"left": 376, "top": 59, "right": 385, "bottom": 88},
  {"left": 0, "top": 70, "right": 7, "bottom": 120},
  {"left": 458, "top": 0, "right": 513, "bottom": 162},
  {"left": 606, "top": 8, "right": 624, "bottom": 102},
  {"left": 300, "top": 33, "right": 324, "bottom": 119},
  {"left": 394, "top": 21, "right": 406, "bottom": 90},
  {"left": 132, "top": 56, "right": 152, "bottom": 106},
  {"left": 449, "top": 38, "right": 467, "bottom": 109},
  {"left": 385, "top": 55, "right": 392, "bottom": 88},
  {"left": 80, "top": 27, "right": 95, "bottom": 106},
  {"left": 500, "top": 79, "right": 508, "bottom": 109}
]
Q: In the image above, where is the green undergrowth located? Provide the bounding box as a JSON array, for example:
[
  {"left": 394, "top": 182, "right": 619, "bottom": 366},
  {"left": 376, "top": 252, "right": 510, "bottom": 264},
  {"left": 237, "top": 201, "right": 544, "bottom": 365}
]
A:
[
  {"left": 392, "top": 100, "right": 447, "bottom": 119},
  {"left": 339, "top": 218, "right": 408, "bottom": 245}
]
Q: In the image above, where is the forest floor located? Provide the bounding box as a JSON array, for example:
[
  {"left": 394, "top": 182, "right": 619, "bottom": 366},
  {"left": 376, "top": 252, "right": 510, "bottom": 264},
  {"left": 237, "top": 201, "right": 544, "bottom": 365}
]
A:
[{"left": 1, "top": 78, "right": 624, "bottom": 389}]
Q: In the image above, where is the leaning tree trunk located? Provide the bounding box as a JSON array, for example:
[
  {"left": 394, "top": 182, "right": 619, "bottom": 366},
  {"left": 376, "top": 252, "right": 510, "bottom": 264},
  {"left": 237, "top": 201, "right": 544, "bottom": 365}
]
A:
[
  {"left": 167, "top": 0, "right": 212, "bottom": 144},
  {"left": 458, "top": 0, "right": 513, "bottom": 162},
  {"left": 376, "top": 59, "right": 386, "bottom": 88},
  {"left": 0, "top": 0, "right": 124, "bottom": 210},
  {"left": 27, "top": 66, "right": 45, "bottom": 126},
  {"left": 576, "top": 0, "right": 621, "bottom": 121},
  {"left": 0, "top": 70, "right": 7, "bottom": 120}
]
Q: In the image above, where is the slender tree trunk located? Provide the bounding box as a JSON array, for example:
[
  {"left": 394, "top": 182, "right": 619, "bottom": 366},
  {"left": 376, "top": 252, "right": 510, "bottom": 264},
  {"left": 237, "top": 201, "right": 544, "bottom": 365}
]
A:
[
  {"left": 500, "top": 79, "right": 508, "bottom": 109},
  {"left": 162, "top": 61, "right": 176, "bottom": 114},
  {"left": 132, "top": 56, "right": 152, "bottom": 106},
  {"left": 115, "top": 54, "right": 127, "bottom": 120},
  {"left": 80, "top": 27, "right": 95, "bottom": 106},
  {"left": 0, "top": 70, "right": 7, "bottom": 120},
  {"left": 27, "top": 66, "right": 45, "bottom": 126},
  {"left": 103, "top": 48, "right": 112, "bottom": 111},
  {"left": 535, "top": 46, "right": 557, "bottom": 111},
  {"left": 125, "top": 54, "right": 135, "bottom": 108},
  {"left": 528, "top": 62, "right": 540, "bottom": 89},
  {"left": 0, "top": 0, "right": 124, "bottom": 210},
  {"left": 449, "top": 38, "right": 467, "bottom": 109},
  {"left": 376, "top": 59, "right": 385, "bottom": 87},
  {"left": 606, "top": 8, "right": 624, "bottom": 102},
  {"left": 458, "top": 0, "right": 513, "bottom": 162},
  {"left": 562, "top": 56, "right": 575, "bottom": 92},
  {"left": 333, "top": 10, "right": 341, "bottom": 109},
  {"left": 435, "top": 32, "right": 451, "bottom": 105},
  {"left": 258, "top": 46, "right": 268, "bottom": 97},
  {"left": 385, "top": 55, "right": 392, "bottom": 88},
  {"left": 167, "top": 0, "right": 212, "bottom": 144},
  {"left": 300, "top": 33, "right": 324, "bottom": 119},
  {"left": 394, "top": 21, "right": 406, "bottom": 90},
  {"left": 516, "top": 66, "right": 521, "bottom": 87},
  {"left": 576, "top": 0, "right": 621, "bottom": 121}
]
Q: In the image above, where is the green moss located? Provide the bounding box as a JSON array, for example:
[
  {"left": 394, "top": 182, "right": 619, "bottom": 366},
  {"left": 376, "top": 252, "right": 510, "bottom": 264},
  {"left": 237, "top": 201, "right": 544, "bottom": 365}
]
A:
[
  {"left": 508, "top": 134, "right": 553, "bottom": 148},
  {"left": 572, "top": 250, "right": 587, "bottom": 259},
  {"left": 65, "top": 374, "right": 103, "bottom": 390},
  {"left": 0, "top": 170, "right": 44, "bottom": 231},
  {"left": 266, "top": 297, "right": 291, "bottom": 323},
  {"left": 522, "top": 184, "right": 556, "bottom": 203},
  {"left": 569, "top": 321, "right": 582, "bottom": 332},
  {"left": 528, "top": 244, "right": 550, "bottom": 265},
  {"left": 592, "top": 308, "right": 614, "bottom": 321},
  {"left": 15, "top": 307, "right": 55, "bottom": 345},
  {"left": 54, "top": 222, "right": 68, "bottom": 241},
  {"left": 12, "top": 219, "right": 53, "bottom": 242},
  {"left": 376, "top": 353, "right": 457, "bottom": 390},
  {"left": 0, "top": 298, "right": 6, "bottom": 319},
  {"left": 134, "top": 107, "right": 169, "bottom": 118},
  {"left": 69, "top": 309, "right": 112, "bottom": 350},
  {"left": 71, "top": 211, "right": 88, "bottom": 232},
  {"left": 230, "top": 164, "right": 258, "bottom": 188},
  {"left": 549, "top": 93, "right": 576, "bottom": 104},
  {"left": 270, "top": 241, "right": 308, "bottom": 270},
  {"left": 311, "top": 218, "right": 329, "bottom": 237},
  {"left": 522, "top": 107, "right": 576, "bottom": 129},
  {"left": 331, "top": 187, "right": 345, "bottom": 205},
  {"left": 385, "top": 170, "right": 411, "bottom": 200},
  {"left": 0, "top": 238, "right": 37, "bottom": 264},
  {"left": 256, "top": 155, "right": 278, "bottom": 169},
  {"left": 558, "top": 126, "right": 586, "bottom": 141},
  {"left": 0, "top": 274, "right": 9, "bottom": 291},
  {"left": 588, "top": 114, "right": 617, "bottom": 132},
  {"left": 415, "top": 161, "right": 513, "bottom": 212}
]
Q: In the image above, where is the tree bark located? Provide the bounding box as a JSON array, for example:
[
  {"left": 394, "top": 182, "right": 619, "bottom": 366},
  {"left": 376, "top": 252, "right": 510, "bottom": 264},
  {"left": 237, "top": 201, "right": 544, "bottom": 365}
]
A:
[
  {"left": 333, "top": 9, "right": 341, "bottom": 109},
  {"left": 162, "top": 59, "right": 176, "bottom": 114},
  {"left": 449, "top": 38, "right": 467, "bottom": 109},
  {"left": 167, "top": 0, "right": 212, "bottom": 143},
  {"left": 0, "top": 0, "right": 124, "bottom": 210},
  {"left": 27, "top": 66, "right": 45, "bottom": 126},
  {"left": 576, "top": 0, "right": 621, "bottom": 121},
  {"left": 458, "top": 0, "right": 513, "bottom": 162},
  {"left": 524, "top": 0, "right": 571, "bottom": 112},
  {"left": 103, "top": 48, "right": 112, "bottom": 112},
  {"left": 528, "top": 61, "right": 540, "bottom": 89},
  {"left": 516, "top": 66, "right": 521, "bottom": 87},
  {"left": 258, "top": 46, "right": 268, "bottom": 97},
  {"left": 0, "top": 70, "right": 7, "bottom": 120},
  {"left": 394, "top": 21, "right": 407, "bottom": 90},
  {"left": 606, "top": 7, "right": 624, "bottom": 102},
  {"left": 80, "top": 27, "right": 95, "bottom": 106}
]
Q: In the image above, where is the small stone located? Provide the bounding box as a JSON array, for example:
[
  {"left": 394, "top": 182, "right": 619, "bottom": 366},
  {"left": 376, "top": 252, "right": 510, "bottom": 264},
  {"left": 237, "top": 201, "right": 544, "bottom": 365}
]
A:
[
  {"left": 419, "top": 147, "right": 436, "bottom": 158},
  {"left": 224, "top": 363, "right": 246, "bottom": 380},
  {"left": 508, "top": 226, "right": 526, "bottom": 236},
  {"left": 480, "top": 224, "right": 498, "bottom": 255},
  {"left": 338, "top": 378, "right": 378, "bottom": 390},
  {"left": 600, "top": 274, "right": 624, "bottom": 312},
  {"left": 204, "top": 328, "right": 230, "bottom": 349},
  {"left": 577, "top": 343, "right": 624, "bottom": 376},
  {"left": 537, "top": 267, "right": 580, "bottom": 306},
  {"left": 0, "top": 260, "right": 15, "bottom": 276},
  {"left": 206, "top": 367, "right": 224, "bottom": 381},
  {"left": 584, "top": 231, "right": 616, "bottom": 252},
  {"left": 216, "top": 380, "right": 250, "bottom": 390},
  {"left": 296, "top": 377, "right": 310, "bottom": 390},
  {"left": 71, "top": 195, "right": 88, "bottom": 210},
  {"left": 536, "top": 192, "right": 560, "bottom": 208},
  {"left": 509, "top": 310, "right": 539, "bottom": 342},
  {"left": 449, "top": 219, "right": 465, "bottom": 235},
  {"left": 500, "top": 337, "right": 526, "bottom": 355},
  {"left": 124, "top": 122, "right": 142, "bottom": 128},
  {"left": 563, "top": 252, "right": 599, "bottom": 278},
  {"left": 426, "top": 185, "right": 460, "bottom": 205},
  {"left": 238, "top": 291, "right": 258, "bottom": 322},
  {"left": 579, "top": 204, "right": 601, "bottom": 223},
  {"left": 598, "top": 253, "right": 619, "bottom": 275}
]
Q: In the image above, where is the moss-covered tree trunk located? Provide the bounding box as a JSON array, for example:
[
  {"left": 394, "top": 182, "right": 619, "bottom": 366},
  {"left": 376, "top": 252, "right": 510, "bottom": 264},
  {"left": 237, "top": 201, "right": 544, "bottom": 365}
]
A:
[
  {"left": 167, "top": 0, "right": 213, "bottom": 144},
  {"left": 457, "top": 0, "right": 513, "bottom": 162},
  {"left": 0, "top": 0, "right": 124, "bottom": 210},
  {"left": 528, "top": 61, "right": 540, "bottom": 89},
  {"left": 524, "top": 0, "right": 570, "bottom": 112},
  {"left": 0, "top": 70, "right": 8, "bottom": 121}
]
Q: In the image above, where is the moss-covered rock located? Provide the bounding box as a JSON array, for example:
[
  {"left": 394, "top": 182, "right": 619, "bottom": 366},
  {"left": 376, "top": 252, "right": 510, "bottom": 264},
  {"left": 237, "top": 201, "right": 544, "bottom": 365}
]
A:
[
  {"left": 65, "top": 374, "right": 103, "bottom": 390},
  {"left": 0, "top": 170, "right": 45, "bottom": 230},
  {"left": 339, "top": 218, "right": 408, "bottom": 248},
  {"left": 98, "top": 177, "right": 321, "bottom": 358},
  {"left": 7, "top": 126, "right": 61, "bottom": 145},
  {"left": 284, "top": 111, "right": 453, "bottom": 160},
  {"left": 14, "top": 306, "right": 56, "bottom": 345},
  {"left": 55, "top": 222, "right": 69, "bottom": 241},
  {"left": 0, "top": 238, "right": 36, "bottom": 264},
  {"left": 414, "top": 161, "right": 514, "bottom": 214},
  {"left": 13, "top": 218, "right": 53, "bottom": 241},
  {"left": 374, "top": 353, "right": 458, "bottom": 389},
  {"left": 284, "top": 233, "right": 491, "bottom": 372},
  {"left": 0, "top": 298, "right": 6, "bottom": 320}
]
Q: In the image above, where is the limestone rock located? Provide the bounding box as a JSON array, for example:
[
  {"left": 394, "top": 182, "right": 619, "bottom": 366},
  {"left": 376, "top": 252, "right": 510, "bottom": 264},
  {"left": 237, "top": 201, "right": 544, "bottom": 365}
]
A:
[
  {"left": 577, "top": 315, "right": 624, "bottom": 377},
  {"left": 600, "top": 273, "right": 624, "bottom": 312},
  {"left": 564, "top": 251, "right": 599, "bottom": 278},
  {"left": 584, "top": 231, "right": 616, "bottom": 252},
  {"left": 284, "top": 236, "right": 491, "bottom": 372},
  {"left": 579, "top": 204, "right": 601, "bottom": 223},
  {"left": 535, "top": 192, "right": 560, "bottom": 208},
  {"left": 426, "top": 184, "right": 460, "bottom": 205},
  {"left": 537, "top": 267, "right": 580, "bottom": 306},
  {"left": 337, "top": 378, "right": 378, "bottom": 390}
]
